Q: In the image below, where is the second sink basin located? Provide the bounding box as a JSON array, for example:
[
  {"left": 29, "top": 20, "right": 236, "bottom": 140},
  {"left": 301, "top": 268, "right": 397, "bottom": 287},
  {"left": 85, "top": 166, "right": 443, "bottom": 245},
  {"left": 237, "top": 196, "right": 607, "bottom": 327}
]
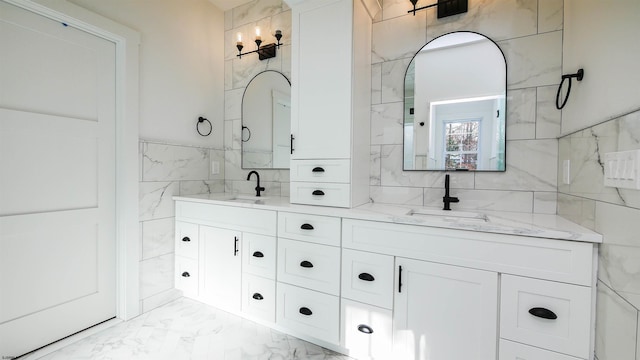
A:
[{"left": 407, "top": 208, "right": 488, "bottom": 222}]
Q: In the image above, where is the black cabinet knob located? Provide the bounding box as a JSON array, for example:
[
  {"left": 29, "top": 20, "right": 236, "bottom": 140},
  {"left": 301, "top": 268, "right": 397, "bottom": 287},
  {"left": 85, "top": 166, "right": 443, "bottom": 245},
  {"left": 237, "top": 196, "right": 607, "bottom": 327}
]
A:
[
  {"left": 299, "top": 307, "right": 313, "bottom": 316},
  {"left": 312, "top": 167, "right": 325, "bottom": 173},
  {"left": 528, "top": 307, "right": 557, "bottom": 320},
  {"left": 252, "top": 293, "right": 264, "bottom": 300},
  {"left": 312, "top": 190, "right": 325, "bottom": 196},
  {"left": 358, "top": 273, "right": 375, "bottom": 282},
  {"left": 252, "top": 251, "right": 264, "bottom": 258},
  {"left": 181, "top": 272, "right": 190, "bottom": 278},
  {"left": 182, "top": 237, "right": 190, "bottom": 242},
  {"left": 300, "top": 223, "right": 314, "bottom": 230},
  {"left": 357, "top": 324, "right": 374, "bottom": 334},
  {"left": 300, "top": 260, "right": 314, "bottom": 268}
]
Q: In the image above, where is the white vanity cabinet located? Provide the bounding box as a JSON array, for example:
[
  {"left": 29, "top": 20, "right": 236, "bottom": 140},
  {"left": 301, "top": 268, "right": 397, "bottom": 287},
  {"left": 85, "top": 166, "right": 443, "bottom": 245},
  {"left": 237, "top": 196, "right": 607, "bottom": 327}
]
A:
[
  {"left": 342, "top": 218, "right": 598, "bottom": 360},
  {"left": 276, "top": 211, "right": 342, "bottom": 345},
  {"left": 174, "top": 201, "right": 277, "bottom": 320},
  {"left": 287, "top": 0, "right": 372, "bottom": 208}
]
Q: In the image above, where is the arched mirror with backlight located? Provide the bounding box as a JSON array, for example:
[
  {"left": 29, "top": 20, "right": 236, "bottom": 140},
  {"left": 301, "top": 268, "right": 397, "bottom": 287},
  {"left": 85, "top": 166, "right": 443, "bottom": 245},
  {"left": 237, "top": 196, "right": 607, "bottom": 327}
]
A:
[
  {"left": 241, "top": 70, "right": 291, "bottom": 169},
  {"left": 403, "top": 31, "right": 506, "bottom": 171}
]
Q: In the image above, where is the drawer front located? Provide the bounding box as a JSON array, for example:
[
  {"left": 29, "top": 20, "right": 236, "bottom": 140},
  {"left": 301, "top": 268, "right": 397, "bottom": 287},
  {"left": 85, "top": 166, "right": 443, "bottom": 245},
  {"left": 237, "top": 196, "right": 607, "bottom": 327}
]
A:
[
  {"left": 291, "top": 159, "right": 350, "bottom": 183},
  {"left": 175, "top": 221, "right": 198, "bottom": 259},
  {"left": 242, "top": 274, "right": 276, "bottom": 323},
  {"left": 278, "top": 212, "right": 341, "bottom": 246},
  {"left": 341, "top": 299, "right": 393, "bottom": 360},
  {"left": 342, "top": 219, "right": 594, "bottom": 286},
  {"left": 290, "top": 182, "right": 350, "bottom": 208},
  {"left": 276, "top": 282, "right": 340, "bottom": 345},
  {"left": 277, "top": 238, "right": 341, "bottom": 295},
  {"left": 242, "top": 233, "right": 276, "bottom": 279},
  {"left": 500, "top": 275, "right": 592, "bottom": 358},
  {"left": 341, "top": 249, "right": 394, "bottom": 309},
  {"left": 499, "top": 339, "right": 583, "bottom": 360},
  {"left": 175, "top": 256, "right": 198, "bottom": 298},
  {"left": 176, "top": 201, "right": 276, "bottom": 235}
]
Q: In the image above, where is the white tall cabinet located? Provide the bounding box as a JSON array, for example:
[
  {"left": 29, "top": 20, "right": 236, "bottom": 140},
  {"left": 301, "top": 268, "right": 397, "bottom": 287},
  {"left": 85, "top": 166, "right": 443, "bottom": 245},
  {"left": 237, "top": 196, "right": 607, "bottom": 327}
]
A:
[{"left": 287, "top": 0, "right": 373, "bottom": 208}]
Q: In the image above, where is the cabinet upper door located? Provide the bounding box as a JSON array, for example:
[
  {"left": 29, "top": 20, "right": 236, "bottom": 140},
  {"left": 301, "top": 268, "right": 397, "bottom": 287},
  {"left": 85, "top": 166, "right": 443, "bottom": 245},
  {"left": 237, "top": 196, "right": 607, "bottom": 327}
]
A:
[
  {"left": 394, "top": 257, "right": 499, "bottom": 360},
  {"left": 199, "top": 226, "right": 242, "bottom": 312},
  {"left": 290, "top": 0, "right": 352, "bottom": 159}
]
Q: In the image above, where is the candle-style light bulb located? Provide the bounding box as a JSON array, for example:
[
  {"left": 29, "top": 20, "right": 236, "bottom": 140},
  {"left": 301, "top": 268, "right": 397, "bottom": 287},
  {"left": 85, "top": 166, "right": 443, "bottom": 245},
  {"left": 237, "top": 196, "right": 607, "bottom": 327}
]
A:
[
  {"left": 255, "top": 27, "right": 261, "bottom": 41},
  {"left": 236, "top": 32, "right": 243, "bottom": 45}
]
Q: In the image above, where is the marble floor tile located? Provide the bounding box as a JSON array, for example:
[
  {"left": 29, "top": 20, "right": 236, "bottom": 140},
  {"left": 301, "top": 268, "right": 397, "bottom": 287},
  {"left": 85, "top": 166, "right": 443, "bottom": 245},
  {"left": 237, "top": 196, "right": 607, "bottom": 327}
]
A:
[{"left": 37, "top": 298, "right": 353, "bottom": 360}]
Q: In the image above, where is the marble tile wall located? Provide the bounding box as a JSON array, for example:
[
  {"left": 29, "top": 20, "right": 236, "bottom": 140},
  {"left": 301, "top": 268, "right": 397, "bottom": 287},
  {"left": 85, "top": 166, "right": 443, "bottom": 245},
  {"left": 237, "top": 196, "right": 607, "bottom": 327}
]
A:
[
  {"left": 558, "top": 109, "right": 640, "bottom": 360},
  {"left": 139, "top": 140, "right": 225, "bottom": 313},
  {"left": 224, "top": 0, "right": 563, "bottom": 213},
  {"left": 223, "top": 0, "right": 291, "bottom": 197},
  {"left": 370, "top": 0, "right": 563, "bottom": 213}
]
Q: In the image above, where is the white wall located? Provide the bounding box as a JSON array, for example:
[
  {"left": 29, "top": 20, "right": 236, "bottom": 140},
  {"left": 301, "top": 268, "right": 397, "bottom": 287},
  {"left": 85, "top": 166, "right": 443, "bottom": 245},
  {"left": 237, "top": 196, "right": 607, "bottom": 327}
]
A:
[
  {"left": 561, "top": 0, "right": 640, "bottom": 134},
  {"left": 70, "top": 0, "right": 225, "bottom": 148}
]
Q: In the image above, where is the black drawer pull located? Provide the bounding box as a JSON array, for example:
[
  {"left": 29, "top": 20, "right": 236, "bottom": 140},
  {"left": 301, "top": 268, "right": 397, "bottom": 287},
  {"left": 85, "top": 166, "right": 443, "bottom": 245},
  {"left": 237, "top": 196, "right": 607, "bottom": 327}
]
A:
[
  {"left": 181, "top": 272, "right": 190, "bottom": 278},
  {"left": 358, "top": 273, "right": 375, "bottom": 282},
  {"left": 252, "top": 293, "right": 264, "bottom": 300},
  {"left": 357, "top": 324, "right": 374, "bottom": 334},
  {"left": 182, "top": 236, "right": 191, "bottom": 242},
  {"left": 312, "top": 167, "right": 325, "bottom": 173},
  {"left": 300, "top": 260, "right": 314, "bottom": 268},
  {"left": 299, "top": 307, "right": 313, "bottom": 316},
  {"left": 252, "top": 251, "right": 264, "bottom": 258},
  {"left": 312, "top": 190, "right": 325, "bottom": 196},
  {"left": 300, "top": 223, "right": 314, "bottom": 230},
  {"left": 528, "top": 307, "right": 557, "bottom": 320}
]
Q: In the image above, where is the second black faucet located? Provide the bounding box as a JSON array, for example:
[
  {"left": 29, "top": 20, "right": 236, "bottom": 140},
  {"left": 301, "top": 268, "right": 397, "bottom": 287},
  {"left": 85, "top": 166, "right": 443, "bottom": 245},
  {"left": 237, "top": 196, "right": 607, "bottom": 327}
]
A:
[
  {"left": 443, "top": 174, "right": 459, "bottom": 210},
  {"left": 247, "top": 171, "right": 265, "bottom": 197}
]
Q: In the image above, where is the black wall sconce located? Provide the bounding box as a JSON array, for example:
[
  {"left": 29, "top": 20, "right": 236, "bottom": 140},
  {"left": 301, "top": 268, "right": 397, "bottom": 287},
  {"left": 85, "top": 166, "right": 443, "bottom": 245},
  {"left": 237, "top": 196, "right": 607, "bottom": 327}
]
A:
[
  {"left": 236, "top": 28, "right": 283, "bottom": 60},
  {"left": 408, "top": 0, "right": 468, "bottom": 18}
]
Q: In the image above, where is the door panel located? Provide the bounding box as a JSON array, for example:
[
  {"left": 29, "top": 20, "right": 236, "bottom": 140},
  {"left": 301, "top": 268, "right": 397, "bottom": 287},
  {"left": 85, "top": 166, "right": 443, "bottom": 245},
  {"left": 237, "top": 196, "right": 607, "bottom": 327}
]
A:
[{"left": 0, "top": 1, "right": 116, "bottom": 357}]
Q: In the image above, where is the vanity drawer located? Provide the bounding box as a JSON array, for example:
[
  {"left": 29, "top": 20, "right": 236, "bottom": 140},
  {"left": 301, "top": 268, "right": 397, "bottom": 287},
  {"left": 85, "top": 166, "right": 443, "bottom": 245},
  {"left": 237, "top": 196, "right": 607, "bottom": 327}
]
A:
[
  {"left": 175, "top": 221, "right": 198, "bottom": 259},
  {"left": 277, "top": 238, "right": 340, "bottom": 295},
  {"left": 499, "top": 339, "right": 583, "bottom": 360},
  {"left": 341, "top": 299, "right": 393, "bottom": 360},
  {"left": 278, "top": 212, "right": 341, "bottom": 246},
  {"left": 175, "top": 256, "right": 198, "bottom": 298},
  {"left": 500, "top": 275, "right": 592, "bottom": 359},
  {"left": 277, "top": 282, "right": 340, "bottom": 345},
  {"left": 242, "top": 274, "right": 276, "bottom": 323},
  {"left": 341, "top": 249, "right": 394, "bottom": 309},
  {"left": 291, "top": 159, "right": 350, "bottom": 183},
  {"left": 242, "top": 233, "right": 276, "bottom": 279},
  {"left": 290, "top": 182, "right": 350, "bottom": 208}
]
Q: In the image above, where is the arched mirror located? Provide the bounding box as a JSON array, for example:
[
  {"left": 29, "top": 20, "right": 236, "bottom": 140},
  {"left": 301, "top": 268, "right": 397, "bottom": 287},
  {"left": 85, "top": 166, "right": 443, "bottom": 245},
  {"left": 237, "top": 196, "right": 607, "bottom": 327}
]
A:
[
  {"left": 242, "top": 70, "right": 291, "bottom": 169},
  {"left": 403, "top": 31, "right": 506, "bottom": 171}
]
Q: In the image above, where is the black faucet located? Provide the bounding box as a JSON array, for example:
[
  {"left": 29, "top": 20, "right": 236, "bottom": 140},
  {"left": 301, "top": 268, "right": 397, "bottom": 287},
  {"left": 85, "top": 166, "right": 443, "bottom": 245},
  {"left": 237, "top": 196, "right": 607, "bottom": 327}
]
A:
[
  {"left": 247, "top": 171, "right": 265, "bottom": 197},
  {"left": 443, "top": 174, "right": 459, "bottom": 210}
]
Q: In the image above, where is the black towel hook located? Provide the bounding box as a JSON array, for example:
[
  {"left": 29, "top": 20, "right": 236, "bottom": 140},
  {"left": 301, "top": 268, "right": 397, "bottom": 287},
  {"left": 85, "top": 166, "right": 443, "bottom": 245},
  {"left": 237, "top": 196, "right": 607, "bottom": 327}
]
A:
[
  {"left": 197, "top": 116, "right": 212, "bottom": 136},
  {"left": 555, "top": 68, "right": 584, "bottom": 110}
]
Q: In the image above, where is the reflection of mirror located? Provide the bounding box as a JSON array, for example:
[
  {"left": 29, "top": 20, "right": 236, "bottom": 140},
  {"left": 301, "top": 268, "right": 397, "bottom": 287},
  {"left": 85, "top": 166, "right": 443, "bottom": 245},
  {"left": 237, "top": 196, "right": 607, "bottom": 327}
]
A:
[
  {"left": 403, "top": 31, "right": 506, "bottom": 171},
  {"left": 242, "top": 70, "right": 291, "bottom": 169}
]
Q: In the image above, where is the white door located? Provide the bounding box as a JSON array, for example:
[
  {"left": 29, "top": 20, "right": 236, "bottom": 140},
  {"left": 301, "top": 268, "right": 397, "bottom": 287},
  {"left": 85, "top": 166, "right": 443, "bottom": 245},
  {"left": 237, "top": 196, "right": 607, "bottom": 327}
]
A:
[
  {"left": 0, "top": 2, "right": 116, "bottom": 358},
  {"left": 199, "top": 226, "right": 241, "bottom": 312},
  {"left": 393, "top": 257, "right": 499, "bottom": 360}
]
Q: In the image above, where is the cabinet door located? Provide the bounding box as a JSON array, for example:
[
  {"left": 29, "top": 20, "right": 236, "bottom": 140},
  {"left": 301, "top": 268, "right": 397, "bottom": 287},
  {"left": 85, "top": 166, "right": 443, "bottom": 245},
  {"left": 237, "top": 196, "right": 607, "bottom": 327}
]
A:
[
  {"left": 199, "top": 226, "right": 242, "bottom": 312},
  {"left": 290, "top": 0, "right": 352, "bottom": 159},
  {"left": 394, "top": 257, "right": 499, "bottom": 360}
]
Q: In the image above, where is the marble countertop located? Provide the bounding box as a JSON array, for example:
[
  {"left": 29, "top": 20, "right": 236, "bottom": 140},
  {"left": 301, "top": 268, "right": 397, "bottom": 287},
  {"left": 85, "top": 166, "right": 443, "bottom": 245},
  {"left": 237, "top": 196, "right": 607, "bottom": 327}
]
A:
[{"left": 173, "top": 193, "right": 602, "bottom": 243}]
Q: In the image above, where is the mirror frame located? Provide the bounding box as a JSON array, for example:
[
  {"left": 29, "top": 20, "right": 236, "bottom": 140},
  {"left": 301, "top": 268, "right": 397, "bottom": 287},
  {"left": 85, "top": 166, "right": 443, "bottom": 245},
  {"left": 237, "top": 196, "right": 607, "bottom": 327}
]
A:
[
  {"left": 241, "top": 70, "right": 291, "bottom": 170},
  {"left": 402, "top": 31, "right": 507, "bottom": 172}
]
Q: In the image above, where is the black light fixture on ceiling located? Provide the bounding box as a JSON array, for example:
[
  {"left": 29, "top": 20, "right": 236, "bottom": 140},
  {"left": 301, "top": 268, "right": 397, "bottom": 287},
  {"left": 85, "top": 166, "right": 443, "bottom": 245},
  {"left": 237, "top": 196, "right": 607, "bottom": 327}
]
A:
[
  {"left": 408, "top": 0, "right": 468, "bottom": 18},
  {"left": 236, "top": 27, "right": 283, "bottom": 60}
]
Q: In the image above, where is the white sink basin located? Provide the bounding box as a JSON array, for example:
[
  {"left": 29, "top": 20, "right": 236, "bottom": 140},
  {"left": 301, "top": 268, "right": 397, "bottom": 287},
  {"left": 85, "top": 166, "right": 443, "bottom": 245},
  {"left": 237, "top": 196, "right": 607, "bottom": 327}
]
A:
[
  {"left": 226, "top": 195, "right": 270, "bottom": 204},
  {"left": 407, "top": 208, "right": 488, "bottom": 222}
]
